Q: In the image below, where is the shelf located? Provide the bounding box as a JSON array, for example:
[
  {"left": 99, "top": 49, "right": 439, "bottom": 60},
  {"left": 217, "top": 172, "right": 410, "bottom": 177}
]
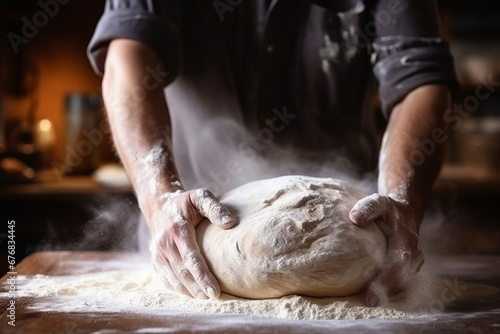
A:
[
  {"left": 0, "top": 173, "right": 133, "bottom": 199},
  {"left": 433, "top": 164, "right": 500, "bottom": 195}
]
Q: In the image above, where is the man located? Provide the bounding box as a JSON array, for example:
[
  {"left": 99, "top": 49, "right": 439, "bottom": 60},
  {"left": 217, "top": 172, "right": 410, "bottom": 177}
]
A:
[{"left": 88, "top": 0, "right": 457, "bottom": 306}]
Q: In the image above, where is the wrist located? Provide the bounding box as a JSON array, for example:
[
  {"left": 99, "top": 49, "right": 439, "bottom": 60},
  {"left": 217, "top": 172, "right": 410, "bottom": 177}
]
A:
[
  {"left": 137, "top": 182, "right": 183, "bottom": 222},
  {"left": 388, "top": 193, "right": 424, "bottom": 231}
]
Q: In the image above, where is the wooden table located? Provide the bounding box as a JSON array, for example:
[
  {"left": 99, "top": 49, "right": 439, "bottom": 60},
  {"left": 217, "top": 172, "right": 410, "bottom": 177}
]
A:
[{"left": 1, "top": 251, "right": 500, "bottom": 334}]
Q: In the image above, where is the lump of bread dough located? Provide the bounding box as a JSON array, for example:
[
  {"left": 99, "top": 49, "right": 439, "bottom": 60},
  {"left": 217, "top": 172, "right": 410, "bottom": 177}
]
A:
[{"left": 196, "top": 175, "right": 387, "bottom": 299}]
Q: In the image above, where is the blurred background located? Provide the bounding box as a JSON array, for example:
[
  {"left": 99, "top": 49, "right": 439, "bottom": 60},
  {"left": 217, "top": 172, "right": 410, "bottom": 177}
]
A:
[{"left": 0, "top": 0, "right": 499, "bottom": 275}]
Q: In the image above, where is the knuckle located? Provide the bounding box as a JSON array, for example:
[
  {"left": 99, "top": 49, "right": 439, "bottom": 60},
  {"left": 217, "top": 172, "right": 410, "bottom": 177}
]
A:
[
  {"left": 193, "top": 188, "right": 220, "bottom": 217},
  {"left": 172, "top": 282, "right": 187, "bottom": 294},
  {"left": 369, "top": 193, "right": 383, "bottom": 201},
  {"left": 208, "top": 202, "right": 226, "bottom": 219},
  {"left": 393, "top": 243, "right": 424, "bottom": 273},
  {"left": 361, "top": 193, "right": 383, "bottom": 207},
  {"left": 171, "top": 213, "right": 187, "bottom": 226},
  {"left": 151, "top": 250, "right": 166, "bottom": 265},
  {"left": 174, "top": 225, "right": 190, "bottom": 240},
  {"left": 152, "top": 233, "right": 173, "bottom": 251},
  {"left": 169, "top": 222, "right": 184, "bottom": 235},
  {"left": 183, "top": 251, "right": 199, "bottom": 266},
  {"left": 399, "top": 249, "right": 412, "bottom": 262},
  {"left": 183, "top": 251, "right": 206, "bottom": 280},
  {"left": 196, "top": 188, "right": 214, "bottom": 199},
  {"left": 405, "top": 232, "right": 423, "bottom": 259},
  {"left": 368, "top": 194, "right": 383, "bottom": 207},
  {"left": 356, "top": 203, "right": 378, "bottom": 220},
  {"left": 394, "top": 246, "right": 419, "bottom": 263},
  {"left": 175, "top": 267, "right": 191, "bottom": 281}
]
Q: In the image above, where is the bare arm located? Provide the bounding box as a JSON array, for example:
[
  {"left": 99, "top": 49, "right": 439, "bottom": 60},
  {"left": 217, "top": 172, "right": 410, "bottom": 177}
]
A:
[
  {"left": 103, "top": 39, "right": 179, "bottom": 201},
  {"left": 379, "top": 84, "right": 450, "bottom": 227},
  {"left": 350, "top": 84, "right": 451, "bottom": 306},
  {"left": 102, "top": 39, "right": 236, "bottom": 299}
]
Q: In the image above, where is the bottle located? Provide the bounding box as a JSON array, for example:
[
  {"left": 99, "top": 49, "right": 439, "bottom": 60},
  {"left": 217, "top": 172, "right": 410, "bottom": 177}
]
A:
[{"left": 64, "top": 93, "right": 102, "bottom": 175}]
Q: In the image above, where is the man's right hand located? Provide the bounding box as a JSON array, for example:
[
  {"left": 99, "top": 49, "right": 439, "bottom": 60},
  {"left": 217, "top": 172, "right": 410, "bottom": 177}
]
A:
[
  {"left": 147, "top": 188, "right": 237, "bottom": 300},
  {"left": 102, "top": 39, "right": 237, "bottom": 299}
]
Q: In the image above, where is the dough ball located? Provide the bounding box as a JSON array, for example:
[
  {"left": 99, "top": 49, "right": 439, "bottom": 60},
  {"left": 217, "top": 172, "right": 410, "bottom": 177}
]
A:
[{"left": 196, "top": 175, "right": 387, "bottom": 299}]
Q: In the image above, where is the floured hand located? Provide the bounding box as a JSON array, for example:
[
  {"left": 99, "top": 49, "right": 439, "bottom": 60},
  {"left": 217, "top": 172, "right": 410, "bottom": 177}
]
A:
[
  {"left": 349, "top": 193, "right": 424, "bottom": 307},
  {"left": 147, "top": 188, "right": 237, "bottom": 299}
]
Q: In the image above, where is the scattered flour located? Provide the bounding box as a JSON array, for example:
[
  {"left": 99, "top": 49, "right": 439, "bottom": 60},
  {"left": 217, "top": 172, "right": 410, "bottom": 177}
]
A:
[
  {"left": 12, "top": 269, "right": 416, "bottom": 320},
  {"left": 140, "top": 144, "right": 168, "bottom": 195},
  {"left": 6, "top": 260, "right": 499, "bottom": 321},
  {"left": 9, "top": 175, "right": 500, "bottom": 322}
]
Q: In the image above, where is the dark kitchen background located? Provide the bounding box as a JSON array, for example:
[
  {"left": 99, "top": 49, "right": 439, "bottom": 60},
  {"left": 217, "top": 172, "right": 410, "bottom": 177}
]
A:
[{"left": 0, "top": 0, "right": 499, "bottom": 276}]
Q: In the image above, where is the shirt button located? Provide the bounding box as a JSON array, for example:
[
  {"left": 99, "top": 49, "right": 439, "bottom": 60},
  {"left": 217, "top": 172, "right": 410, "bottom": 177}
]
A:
[{"left": 266, "top": 45, "right": 274, "bottom": 53}]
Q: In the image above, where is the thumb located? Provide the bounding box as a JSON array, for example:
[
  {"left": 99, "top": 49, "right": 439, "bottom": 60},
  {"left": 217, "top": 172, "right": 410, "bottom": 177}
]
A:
[
  {"left": 364, "top": 258, "right": 405, "bottom": 307},
  {"left": 191, "top": 189, "right": 237, "bottom": 228},
  {"left": 349, "top": 193, "right": 388, "bottom": 227}
]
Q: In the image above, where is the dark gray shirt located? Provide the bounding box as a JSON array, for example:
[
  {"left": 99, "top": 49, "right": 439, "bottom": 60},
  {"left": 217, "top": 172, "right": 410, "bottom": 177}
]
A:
[{"left": 88, "top": 0, "right": 457, "bottom": 191}]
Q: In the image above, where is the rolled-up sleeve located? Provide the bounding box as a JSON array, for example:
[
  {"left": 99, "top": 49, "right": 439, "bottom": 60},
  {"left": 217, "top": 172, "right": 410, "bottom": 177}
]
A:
[
  {"left": 87, "top": 0, "right": 182, "bottom": 78},
  {"left": 371, "top": 0, "right": 458, "bottom": 117}
]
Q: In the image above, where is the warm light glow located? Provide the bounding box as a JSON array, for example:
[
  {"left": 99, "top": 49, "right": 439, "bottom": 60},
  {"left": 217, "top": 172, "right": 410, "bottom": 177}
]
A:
[{"left": 39, "top": 119, "right": 52, "bottom": 131}]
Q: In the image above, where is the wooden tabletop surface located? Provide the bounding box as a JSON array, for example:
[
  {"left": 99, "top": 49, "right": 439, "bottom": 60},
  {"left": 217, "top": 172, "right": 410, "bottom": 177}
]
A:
[{"left": 1, "top": 251, "right": 499, "bottom": 334}]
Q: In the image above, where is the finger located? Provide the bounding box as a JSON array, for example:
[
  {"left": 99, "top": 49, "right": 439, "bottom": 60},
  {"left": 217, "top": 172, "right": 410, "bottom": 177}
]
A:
[
  {"left": 349, "top": 193, "right": 388, "bottom": 226},
  {"left": 152, "top": 255, "right": 182, "bottom": 292},
  {"left": 160, "top": 242, "right": 209, "bottom": 300},
  {"left": 151, "top": 230, "right": 207, "bottom": 299},
  {"left": 191, "top": 189, "right": 237, "bottom": 228},
  {"left": 176, "top": 224, "right": 221, "bottom": 300},
  {"left": 151, "top": 248, "right": 190, "bottom": 296},
  {"left": 364, "top": 244, "right": 424, "bottom": 307},
  {"left": 151, "top": 252, "right": 173, "bottom": 289},
  {"left": 364, "top": 259, "right": 403, "bottom": 307}
]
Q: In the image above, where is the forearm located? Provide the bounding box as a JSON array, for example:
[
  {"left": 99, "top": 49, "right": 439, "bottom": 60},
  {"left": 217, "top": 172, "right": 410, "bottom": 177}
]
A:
[
  {"left": 378, "top": 84, "right": 451, "bottom": 227},
  {"left": 102, "top": 39, "right": 181, "bottom": 214}
]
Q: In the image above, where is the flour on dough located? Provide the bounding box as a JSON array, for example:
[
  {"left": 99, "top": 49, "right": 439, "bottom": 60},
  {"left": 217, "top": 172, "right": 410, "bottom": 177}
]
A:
[{"left": 196, "top": 175, "right": 387, "bottom": 299}]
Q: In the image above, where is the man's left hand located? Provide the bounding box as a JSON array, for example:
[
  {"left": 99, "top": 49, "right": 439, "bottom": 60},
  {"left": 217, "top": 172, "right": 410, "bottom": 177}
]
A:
[{"left": 349, "top": 193, "right": 424, "bottom": 307}]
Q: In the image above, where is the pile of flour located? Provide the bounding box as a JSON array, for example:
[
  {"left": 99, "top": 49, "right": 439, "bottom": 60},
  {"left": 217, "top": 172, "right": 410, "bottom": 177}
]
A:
[
  {"left": 13, "top": 266, "right": 498, "bottom": 320},
  {"left": 15, "top": 269, "right": 414, "bottom": 320}
]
